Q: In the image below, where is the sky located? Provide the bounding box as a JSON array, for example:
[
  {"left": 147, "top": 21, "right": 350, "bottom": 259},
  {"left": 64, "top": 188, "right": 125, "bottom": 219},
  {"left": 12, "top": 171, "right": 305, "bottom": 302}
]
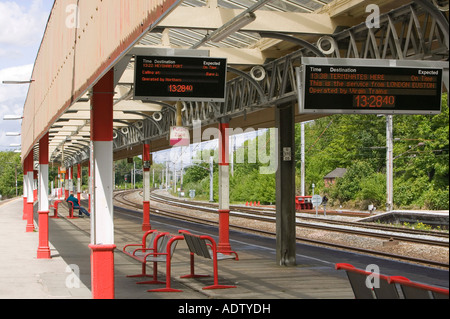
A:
[{"left": 0, "top": 0, "right": 54, "bottom": 152}]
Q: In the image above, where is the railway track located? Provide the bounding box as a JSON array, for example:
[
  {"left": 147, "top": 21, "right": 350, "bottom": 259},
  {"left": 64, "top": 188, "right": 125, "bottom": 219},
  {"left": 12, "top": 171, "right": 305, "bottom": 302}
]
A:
[
  {"left": 113, "top": 189, "right": 449, "bottom": 268},
  {"left": 151, "top": 192, "right": 372, "bottom": 218},
  {"left": 148, "top": 191, "right": 449, "bottom": 245},
  {"left": 148, "top": 193, "right": 449, "bottom": 238}
]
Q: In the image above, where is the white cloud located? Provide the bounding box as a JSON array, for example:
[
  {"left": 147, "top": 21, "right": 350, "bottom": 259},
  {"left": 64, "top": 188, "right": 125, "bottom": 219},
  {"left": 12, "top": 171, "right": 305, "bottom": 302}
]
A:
[
  {"left": 0, "top": 0, "right": 49, "bottom": 47},
  {"left": 0, "top": 0, "right": 52, "bottom": 151},
  {"left": 0, "top": 64, "right": 33, "bottom": 150},
  {"left": 0, "top": 64, "right": 33, "bottom": 103},
  {"left": 0, "top": 106, "right": 22, "bottom": 151}
]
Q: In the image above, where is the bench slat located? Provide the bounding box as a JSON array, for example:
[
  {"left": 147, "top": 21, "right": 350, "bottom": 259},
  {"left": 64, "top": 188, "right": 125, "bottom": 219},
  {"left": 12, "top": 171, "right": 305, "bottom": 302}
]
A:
[
  {"left": 179, "top": 230, "right": 238, "bottom": 290},
  {"left": 388, "top": 276, "right": 449, "bottom": 299},
  {"left": 337, "top": 263, "right": 449, "bottom": 299}
]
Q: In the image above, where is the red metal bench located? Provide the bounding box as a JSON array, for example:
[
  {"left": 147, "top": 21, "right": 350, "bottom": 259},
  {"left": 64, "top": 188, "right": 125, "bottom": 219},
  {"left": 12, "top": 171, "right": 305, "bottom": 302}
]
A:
[
  {"left": 388, "top": 276, "right": 449, "bottom": 299},
  {"left": 49, "top": 200, "right": 62, "bottom": 219},
  {"left": 179, "top": 230, "right": 238, "bottom": 290},
  {"left": 67, "top": 201, "right": 80, "bottom": 219},
  {"left": 123, "top": 230, "right": 165, "bottom": 280},
  {"left": 335, "top": 263, "right": 399, "bottom": 299},
  {"left": 123, "top": 230, "right": 184, "bottom": 292},
  {"left": 336, "top": 263, "right": 449, "bottom": 299}
]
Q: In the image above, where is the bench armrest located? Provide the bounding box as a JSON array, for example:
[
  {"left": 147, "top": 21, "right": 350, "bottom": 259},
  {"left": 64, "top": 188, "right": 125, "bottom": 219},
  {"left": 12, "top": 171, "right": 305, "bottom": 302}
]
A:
[
  {"left": 134, "top": 247, "right": 157, "bottom": 257},
  {"left": 144, "top": 235, "right": 183, "bottom": 260},
  {"left": 144, "top": 251, "right": 168, "bottom": 259},
  {"left": 50, "top": 200, "right": 61, "bottom": 207},
  {"left": 123, "top": 243, "right": 144, "bottom": 254}
]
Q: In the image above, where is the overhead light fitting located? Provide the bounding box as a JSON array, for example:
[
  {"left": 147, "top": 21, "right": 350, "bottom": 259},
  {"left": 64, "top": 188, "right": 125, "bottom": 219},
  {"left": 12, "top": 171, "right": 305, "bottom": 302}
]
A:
[
  {"left": 2, "top": 80, "right": 34, "bottom": 84},
  {"left": 3, "top": 115, "right": 23, "bottom": 120},
  {"left": 209, "top": 12, "right": 256, "bottom": 43},
  {"left": 6, "top": 132, "right": 21, "bottom": 136}
]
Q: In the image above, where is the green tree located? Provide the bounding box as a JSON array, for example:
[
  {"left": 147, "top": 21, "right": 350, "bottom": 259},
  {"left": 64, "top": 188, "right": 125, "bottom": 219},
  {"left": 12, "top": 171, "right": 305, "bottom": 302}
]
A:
[
  {"left": 183, "top": 162, "right": 209, "bottom": 185},
  {"left": 0, "top": 152, "right": 23, "bottom": 199},
  {"left": 356, "top": 172, "right": 386, "bottom": 207},
  {"left": 165, "top": 93, "right": 448, "bottom": 210},
  {"left": 330, "top": 161, "right": 375, "bottom": 203},
  {"left": 392, "top": 94, "right": 449, "bottom": 208},
  {"left": 297, "top": 93, "right": 448, "bottom": 210}
]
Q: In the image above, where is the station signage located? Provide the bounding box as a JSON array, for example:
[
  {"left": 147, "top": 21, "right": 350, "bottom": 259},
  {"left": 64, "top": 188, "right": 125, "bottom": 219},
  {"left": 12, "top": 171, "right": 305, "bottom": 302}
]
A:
[
  {"left": 299, "top": 58, "right": 443, "bottom": 115},
  {"left": 134, "top": 55, "right": 227, "bottom": 102},
  {"left": 169, "top": 126, "right": 190, "bottom": 146}
]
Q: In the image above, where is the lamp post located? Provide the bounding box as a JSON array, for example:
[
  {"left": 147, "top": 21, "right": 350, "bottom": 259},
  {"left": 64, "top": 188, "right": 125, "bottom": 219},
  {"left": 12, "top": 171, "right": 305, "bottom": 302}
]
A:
[{"left": 386, "top": 115, "right": 393, "bottom": 211}]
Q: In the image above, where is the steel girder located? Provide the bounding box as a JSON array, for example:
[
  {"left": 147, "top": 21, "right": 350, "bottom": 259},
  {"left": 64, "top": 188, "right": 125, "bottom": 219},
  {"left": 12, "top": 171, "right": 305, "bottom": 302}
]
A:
[
  {"left": 61, "top": 1, "right": 449, "bottom": 165},
  {"left": 332, "top": 2, "right": 449, "bottom": 60},
  {"left": 186, "top": 1, "right": 449, "bottom": 125}
]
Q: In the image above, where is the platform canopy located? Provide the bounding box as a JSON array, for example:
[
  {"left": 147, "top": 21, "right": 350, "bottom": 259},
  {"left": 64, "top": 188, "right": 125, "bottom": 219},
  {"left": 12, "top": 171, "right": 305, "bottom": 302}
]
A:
[{"left": 21, "top": 0, "right": 449, "bottom": 165}]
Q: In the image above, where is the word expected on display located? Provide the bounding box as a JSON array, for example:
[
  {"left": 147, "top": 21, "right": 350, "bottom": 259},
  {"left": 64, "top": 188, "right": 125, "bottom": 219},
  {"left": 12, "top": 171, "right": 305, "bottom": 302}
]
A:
[{"left": 300, "top": 59, "right": 443, "bottom": 115}]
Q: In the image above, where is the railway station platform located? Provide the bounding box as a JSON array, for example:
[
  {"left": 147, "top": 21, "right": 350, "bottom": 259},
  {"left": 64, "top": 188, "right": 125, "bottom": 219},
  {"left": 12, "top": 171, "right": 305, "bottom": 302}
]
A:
[
  {"left": 0, "top": 197, "right": 357, "bottom": 302},
  {"left": 0, "top": 198, "right": 91, "bottom": 299}
]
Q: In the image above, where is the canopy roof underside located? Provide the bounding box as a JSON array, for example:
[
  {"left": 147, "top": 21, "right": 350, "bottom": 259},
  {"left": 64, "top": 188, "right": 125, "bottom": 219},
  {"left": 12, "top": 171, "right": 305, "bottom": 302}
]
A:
[{"left": 20, "top": 0, "right": 448, "bottom": 165}]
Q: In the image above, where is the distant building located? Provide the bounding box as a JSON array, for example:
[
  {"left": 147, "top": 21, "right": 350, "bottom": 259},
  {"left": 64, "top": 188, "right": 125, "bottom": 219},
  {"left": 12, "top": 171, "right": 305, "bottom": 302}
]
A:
[{"left": 324, "top": 168, "right": 347, "bottom": 187}]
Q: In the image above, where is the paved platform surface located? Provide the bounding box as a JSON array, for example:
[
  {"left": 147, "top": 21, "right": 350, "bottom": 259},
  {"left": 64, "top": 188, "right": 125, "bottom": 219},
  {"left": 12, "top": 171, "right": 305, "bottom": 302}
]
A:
[
  {"left": 0, "top": 198, "right": 91, "bottom": 299},
  {"left": 0, "top": 196, "right": 357, "bottom": 301}
]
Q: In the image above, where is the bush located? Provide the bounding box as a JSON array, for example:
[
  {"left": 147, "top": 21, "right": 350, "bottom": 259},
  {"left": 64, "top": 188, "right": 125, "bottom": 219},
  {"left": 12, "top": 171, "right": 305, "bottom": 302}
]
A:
[
  {"left": 332, "top": 161, "right": 375, "bottom": 202},
  {"left": 423, "top": 185, "right": 449, "bottom": 210},
  {"left": 356, "top": 173, "right": 386, "bottom": 207},
  {"left": 394, "top": 176, "right": 429, "bottom": 209},
  {"left": 229, "top": 169, "right": 275, "bottom": 204}
]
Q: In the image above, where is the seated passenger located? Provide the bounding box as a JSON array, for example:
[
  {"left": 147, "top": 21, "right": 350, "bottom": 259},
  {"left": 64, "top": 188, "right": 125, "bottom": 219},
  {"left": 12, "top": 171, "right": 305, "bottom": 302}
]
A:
[{"left": 66, "top": 193, "right": 90, "bottom": 217}]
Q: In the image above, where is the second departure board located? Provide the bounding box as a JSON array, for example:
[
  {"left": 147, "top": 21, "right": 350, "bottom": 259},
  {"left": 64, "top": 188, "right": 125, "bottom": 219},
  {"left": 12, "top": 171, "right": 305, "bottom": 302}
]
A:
[
  {"left": 300, "top": 59, "right": 443, "bottom": 115},
  {"left": 134, "top": 56, "right": 227, "bottom": 102}
]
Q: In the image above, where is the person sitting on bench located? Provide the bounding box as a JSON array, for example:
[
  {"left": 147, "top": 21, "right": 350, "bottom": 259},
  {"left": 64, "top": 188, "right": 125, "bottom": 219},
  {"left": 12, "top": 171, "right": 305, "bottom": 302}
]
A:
[{"left": 66, "top": 193, "right": 90, "bottom": 217}]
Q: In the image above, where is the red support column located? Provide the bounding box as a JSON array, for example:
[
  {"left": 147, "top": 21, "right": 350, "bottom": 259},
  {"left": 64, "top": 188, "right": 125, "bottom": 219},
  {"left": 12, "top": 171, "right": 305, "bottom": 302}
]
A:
[
  {"left": 68, "top": 166, "right": 73, "bottom": 197},
  {"left": 218, "top": 120, "right": 232, "bottom": 253},
  {"left": 88, "top": 244, "right": 116, "bottom": 299},
  {"left": 88, "top": 161, "right": 91, "bottom": 213},
  {"left": 77, "top": 163, "right": 81, "bottom": 203},
  {"left": 22, "top": 160, "right": 28, "bottom": 220},
  {"left": 57, "top": 168, "right": 61, "bottom": 199},
  {"left": 25, "top": 153, "right": 35, "bottom": 232},
  {"left": 37, "top": 132, "right": 51, "bottom": 259},
  {"left": 33, "top": 170, "right": 38, "bottom": 201},
  {"left": 142, "top": 143, "right": 151, "bottom": 231},
  {"left": 90, "top": 69, "right": 116, "bottom": 299},
  {"left": 64, "top": 168, "right": 69, "bottom": 200}
]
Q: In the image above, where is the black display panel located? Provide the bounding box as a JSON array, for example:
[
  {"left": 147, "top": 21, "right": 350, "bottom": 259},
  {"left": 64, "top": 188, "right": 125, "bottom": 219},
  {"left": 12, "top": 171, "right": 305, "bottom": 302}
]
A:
[
  {"left": 301, "top": 64, "right": 443, "bottom": 115},
  {"left": 134, "top": 56, "right": 227, "bottom": 102}
]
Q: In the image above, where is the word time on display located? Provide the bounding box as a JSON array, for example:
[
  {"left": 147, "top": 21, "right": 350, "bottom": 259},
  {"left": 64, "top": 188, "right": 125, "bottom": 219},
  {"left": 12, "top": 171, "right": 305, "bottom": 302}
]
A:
[
  {"left": 300, "top": 61, "right": 443, "bottom": 115},
  {"left": 134, "top": 56, "right": 227, "bottom": 102}
]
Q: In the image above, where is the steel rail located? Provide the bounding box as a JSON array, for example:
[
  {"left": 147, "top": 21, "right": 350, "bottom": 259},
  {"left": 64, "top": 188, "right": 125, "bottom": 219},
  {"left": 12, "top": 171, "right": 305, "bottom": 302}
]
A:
[
  {"left": 148, "top": 192, "right": 449, "bottom": 246},
  {"left": 112, "top": 190, "right": 449, "bottom": 268}
]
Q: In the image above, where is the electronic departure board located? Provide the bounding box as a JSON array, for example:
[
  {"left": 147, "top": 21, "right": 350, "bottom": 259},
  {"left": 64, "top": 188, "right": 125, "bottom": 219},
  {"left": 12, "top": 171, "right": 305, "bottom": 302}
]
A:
[
  {"left": 134, "top": 56, "right": 227, "bottom": 102},
  {"left": 300, "top": 58, "right": 443, "bottom": 115}
]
